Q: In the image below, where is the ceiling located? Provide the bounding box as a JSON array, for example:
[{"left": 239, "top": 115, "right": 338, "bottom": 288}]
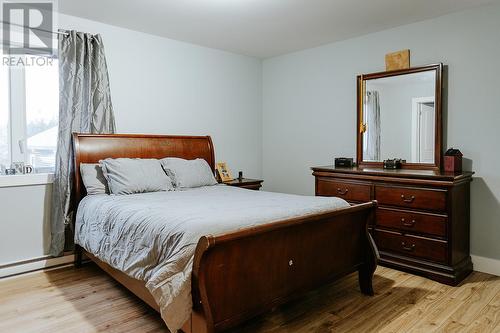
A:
[{"left": 59, "top": 0, "right": 497, "bottom": 58}]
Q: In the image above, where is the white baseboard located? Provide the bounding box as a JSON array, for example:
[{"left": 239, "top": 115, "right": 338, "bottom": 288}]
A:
[
  {"left": 471, "top": 255, "right": 500, "bottom": 277},
  {"left": 0, "top": 254, "right": 74, "bottom": 279}
]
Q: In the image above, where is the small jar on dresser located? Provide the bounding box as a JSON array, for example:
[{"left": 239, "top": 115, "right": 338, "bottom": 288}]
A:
[{"left": 311, "top": 166, "right": 474, "bottom": 286}]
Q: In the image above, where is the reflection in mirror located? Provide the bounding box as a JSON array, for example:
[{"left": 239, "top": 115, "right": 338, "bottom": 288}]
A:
[{"left": 362, "top": 70, "right": 436, "bottom": 164}]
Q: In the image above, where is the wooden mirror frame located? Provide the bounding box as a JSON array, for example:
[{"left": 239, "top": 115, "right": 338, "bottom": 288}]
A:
[{"left": 356, "top": 63, "right": 443, "bottom": 170}]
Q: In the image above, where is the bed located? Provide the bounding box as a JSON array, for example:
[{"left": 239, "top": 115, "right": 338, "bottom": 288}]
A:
[{"left": 72, "top": 133, "right": 378, "bottom": 333}]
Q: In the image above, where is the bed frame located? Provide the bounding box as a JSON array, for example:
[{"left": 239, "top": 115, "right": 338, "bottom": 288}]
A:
[{"left": 72, "top": 133, "right": 378, "bottom": 333}]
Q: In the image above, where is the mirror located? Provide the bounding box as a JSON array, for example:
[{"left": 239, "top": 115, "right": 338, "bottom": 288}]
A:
[{"left": 357, "top": 64, "right": 442, "bottom": 170}]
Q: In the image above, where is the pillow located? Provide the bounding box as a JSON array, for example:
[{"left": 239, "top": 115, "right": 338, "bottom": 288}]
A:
[
  {"left": 160, "top": 157, "right": 217, "bottom": 188},
  {"left": 99, "top": 158, "right": 174, "bottom": 195},
  {"left": 80, "top": 163, "right": 109, "bottom": 195}
]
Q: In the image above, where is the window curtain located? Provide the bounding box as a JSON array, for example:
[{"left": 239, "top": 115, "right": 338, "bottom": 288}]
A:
[
  {"left": 50, "top": 31, "right": 116, "bottom": 256},
  {"left": 363, "top": 91, "right": 381, "bottom": 161}
]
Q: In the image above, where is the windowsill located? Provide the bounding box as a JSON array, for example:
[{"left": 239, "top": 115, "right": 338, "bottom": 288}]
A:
[{"left": 0, "top": 173, "right": 54, "bottom": 188}]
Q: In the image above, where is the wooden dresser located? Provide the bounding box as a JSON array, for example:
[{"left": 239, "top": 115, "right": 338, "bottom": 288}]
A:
[{"left": 312, "top": 166, "right": 474, "bottom": 285}]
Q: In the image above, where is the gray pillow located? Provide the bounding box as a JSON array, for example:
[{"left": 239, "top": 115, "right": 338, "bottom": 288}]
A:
[
  {"left": 100, "top": 158, "right": 174, "bottom": 195},
  {"left": 80, "top": 163, "right": 109, "bottom": 195},
  {"left": 160, "top": 158, "right": 217, "bottom": 188}
]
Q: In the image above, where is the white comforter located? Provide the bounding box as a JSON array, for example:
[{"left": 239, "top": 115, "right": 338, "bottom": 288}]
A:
[{"left": 75, "top": 185, "right": 349, "bottom": 331}]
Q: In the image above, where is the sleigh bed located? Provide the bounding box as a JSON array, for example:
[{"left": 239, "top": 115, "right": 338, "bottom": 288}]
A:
[{"left": 72, "top": 133, "right": 378, "bottom": 333}]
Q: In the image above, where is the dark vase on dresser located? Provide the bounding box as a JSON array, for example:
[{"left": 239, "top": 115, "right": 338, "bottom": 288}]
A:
[{"left": 313, "top": 64, "right": 473, "bottom": 285}]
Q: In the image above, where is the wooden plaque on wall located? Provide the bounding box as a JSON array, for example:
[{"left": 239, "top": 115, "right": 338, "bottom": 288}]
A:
[{"left": 385, "top": 49, "right": 410, "bottom": 71}]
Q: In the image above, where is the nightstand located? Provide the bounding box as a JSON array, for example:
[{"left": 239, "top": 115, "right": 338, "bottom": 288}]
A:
[{"left": 223, "top": 178, "right": 263, "bottom": 190}]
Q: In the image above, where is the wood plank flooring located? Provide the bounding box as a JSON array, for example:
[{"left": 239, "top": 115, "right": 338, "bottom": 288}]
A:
[{"left": 0, "top": 264, "right": 499, "bottom": 333}]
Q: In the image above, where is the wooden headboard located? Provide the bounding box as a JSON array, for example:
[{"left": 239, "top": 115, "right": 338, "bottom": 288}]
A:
[{"left": 72, "top": 133, "right": 215, "bottom": 205}]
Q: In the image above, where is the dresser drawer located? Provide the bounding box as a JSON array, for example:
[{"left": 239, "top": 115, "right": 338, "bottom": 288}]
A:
[
  {"left": 375, "top": 185, "right": 447, "bottom": 212},
  {"left": 376, "top": 208, "right": 447, "bottom": 238},
  {"left": 376, "top": 230, "right": 448, "bottom": 264},
  {"left": 316, "top": 179, "right": 371, "bottom": 202}
]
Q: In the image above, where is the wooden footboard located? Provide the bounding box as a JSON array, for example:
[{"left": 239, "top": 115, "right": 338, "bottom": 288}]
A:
[{"left": 190, "top": 200, "right": 378, "bottom": 333}]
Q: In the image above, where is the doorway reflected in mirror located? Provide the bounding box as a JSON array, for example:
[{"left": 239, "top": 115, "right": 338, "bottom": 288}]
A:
[{"left": 411, "top": 97, "right": 435, "bottom": 163}]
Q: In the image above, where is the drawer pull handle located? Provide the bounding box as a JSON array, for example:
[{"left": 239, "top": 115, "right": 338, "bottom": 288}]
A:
[
  {"left": 401, "top": 195, "right": 415, "bottom": 203},
  {"left": 401, "top": 218, "right": 416, "bottom": 227},
  {"left": 401, "top": 242, "right": 416, "bottom": 251},
  {"left": 336, "top": 188, "right": 349, "bottom": 195}
]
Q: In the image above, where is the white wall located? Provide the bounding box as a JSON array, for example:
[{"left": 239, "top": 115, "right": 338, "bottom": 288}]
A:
[
  {"left": 0, "top": 13, "right": 263, "bottom": 268},
  {"left": 3, "top": 4, "right": 500, "bottom": 274},
  {"left": 0, "top": 183, "right": 52, "bottom": 265},
  {"left": 59, "top": 14, "right": 263, "bottom": 179},
  {"left": 263, "top": 3, "right": 500, "bottom": 261}
]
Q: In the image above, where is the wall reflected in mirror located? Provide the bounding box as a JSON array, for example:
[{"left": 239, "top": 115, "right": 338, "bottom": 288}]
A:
[{"left": 362, "top": 70, "right": 436, "bottom": 164}]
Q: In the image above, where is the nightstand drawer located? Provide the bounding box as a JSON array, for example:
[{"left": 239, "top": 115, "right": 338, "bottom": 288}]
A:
[
  {"left": 238, "top": 184, "right": 262, "bottom": 190},
  {"left": 223, "top": 178, "right": 263, "bottom": 190},
  {"left": 316, "top": 179, "right": 371, "bottom": 202},
  {"left": 376, "top": 208, "right": 447, "bottom": 238},
  {"left": 376, "top": 229, "right": 448, "bottom": 264},
  {"left": 375, "top": 185, "right": 447, "bottom": 212}
]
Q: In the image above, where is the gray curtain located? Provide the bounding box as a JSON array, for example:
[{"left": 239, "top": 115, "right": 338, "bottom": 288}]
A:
[
  {"left": 50, "top": 31, "right": 116, "bottom": 256},
  {"left": 363, "top": 91, "right": 381, "bottom": 161}
]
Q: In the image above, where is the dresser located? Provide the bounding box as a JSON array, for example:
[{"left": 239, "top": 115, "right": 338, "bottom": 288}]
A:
[{"left": 311, "top": 166, "right": 474, "bottom": 285}]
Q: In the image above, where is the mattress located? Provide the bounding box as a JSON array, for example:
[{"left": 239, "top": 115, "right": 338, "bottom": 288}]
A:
[{"left": 75, "top": 184, "right": 349, "bottom": 331}]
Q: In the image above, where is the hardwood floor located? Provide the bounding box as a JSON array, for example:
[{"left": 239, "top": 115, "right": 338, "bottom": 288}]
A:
[{"left": 0, "top": 264, "right": 499, "bottom": 333}]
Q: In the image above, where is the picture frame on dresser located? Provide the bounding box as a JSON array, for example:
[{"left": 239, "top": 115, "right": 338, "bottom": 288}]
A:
[{"left": 216, "top": 162, "right": 233, "bottom": 181}]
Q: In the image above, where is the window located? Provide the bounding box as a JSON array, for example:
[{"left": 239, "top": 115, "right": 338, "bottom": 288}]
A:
[{"left": 0, "top": 53, "right": 59, "bottom": 173}]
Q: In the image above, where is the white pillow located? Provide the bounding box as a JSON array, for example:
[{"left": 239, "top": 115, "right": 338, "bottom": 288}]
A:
[
  {"left": 80, "top": 163, "right": 109, "bottom": 195},
  {"left": 160, "top": 157, "right": 217, "bottom": 188},
  {"left": 100, "top": 158, "right": 174, "bottom": 195}
]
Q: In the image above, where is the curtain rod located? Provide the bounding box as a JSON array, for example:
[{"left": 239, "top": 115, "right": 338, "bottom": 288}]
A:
[{"left": 1, "top": 21, "right": 69, "bottom": 36}]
